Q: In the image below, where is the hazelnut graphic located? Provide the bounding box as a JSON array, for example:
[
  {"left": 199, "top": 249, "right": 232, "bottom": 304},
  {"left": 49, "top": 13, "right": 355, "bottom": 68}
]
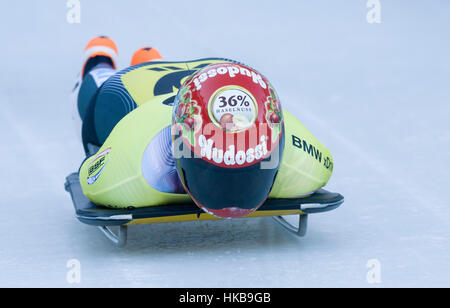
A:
[{"left": 219, "top": 113, "right": 234, "bottom": 130}]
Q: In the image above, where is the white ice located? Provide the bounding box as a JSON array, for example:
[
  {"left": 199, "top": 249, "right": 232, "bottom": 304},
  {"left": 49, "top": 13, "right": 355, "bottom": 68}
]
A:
[{"left": 0, "top": 0, "right": 449, "bottom": 287}]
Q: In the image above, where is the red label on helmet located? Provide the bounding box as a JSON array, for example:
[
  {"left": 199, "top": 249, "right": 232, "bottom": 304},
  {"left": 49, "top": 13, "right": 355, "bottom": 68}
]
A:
[{"left": 173, "top": 63, "right": 283, "bottom": 168}]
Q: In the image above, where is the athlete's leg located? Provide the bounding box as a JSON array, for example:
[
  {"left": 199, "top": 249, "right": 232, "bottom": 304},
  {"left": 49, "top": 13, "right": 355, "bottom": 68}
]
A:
[
  {"left": 71, "top": 36, "right": 119, "bottom": 154},
  {"left": 78, "top": 36, "right": 118, "bottom": 119},
  {"left": 78, "top": 60, "right": 115, "bottom": 121},
  {"left": 71, "top": 36, "right": 118, "bottom": 136}
]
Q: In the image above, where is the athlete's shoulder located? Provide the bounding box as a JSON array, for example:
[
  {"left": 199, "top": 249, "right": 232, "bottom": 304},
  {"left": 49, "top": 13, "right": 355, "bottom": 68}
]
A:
[
  {"left": 120, "top": 57, "right": 244, "bottom": 73},
  {"left": 114, "top": 58, "right": 244, "bottom": 106}
]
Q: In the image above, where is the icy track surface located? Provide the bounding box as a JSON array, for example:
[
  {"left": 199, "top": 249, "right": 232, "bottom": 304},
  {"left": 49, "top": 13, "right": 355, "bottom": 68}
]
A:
[{"left": 0, "top": 1, "right": 449, "bottom": 287}]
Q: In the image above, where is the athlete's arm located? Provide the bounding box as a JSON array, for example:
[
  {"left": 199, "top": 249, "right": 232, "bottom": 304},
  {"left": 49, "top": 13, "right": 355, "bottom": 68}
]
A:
[
  {"left": 269, "top": 110, "right": 334, "bottom": 198},
  {"left": 79, "top": 99, "right": 191, "bottom": 208}
]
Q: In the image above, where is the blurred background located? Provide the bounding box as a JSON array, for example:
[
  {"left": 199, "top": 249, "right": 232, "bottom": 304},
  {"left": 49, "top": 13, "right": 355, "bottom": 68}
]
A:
[{"left": 0, "top": 0, "right": 449, "bottom": 287}]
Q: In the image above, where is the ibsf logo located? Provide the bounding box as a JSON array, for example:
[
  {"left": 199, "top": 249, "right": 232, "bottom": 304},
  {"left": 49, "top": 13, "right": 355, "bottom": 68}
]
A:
[{"left": 87, "top": 147, "right": 111, "bottom": 185}]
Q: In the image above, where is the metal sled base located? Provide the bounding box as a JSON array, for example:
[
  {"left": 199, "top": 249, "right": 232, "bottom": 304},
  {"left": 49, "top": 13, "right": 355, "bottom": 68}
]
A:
[
  {"left": 272, "top": 214, "right": 308, "bottom": 236},
  {"left": 98, "top": 225, "right": 128, "bottom": 247},
  {"left": 65, "top": 172, "right": 344, "bottom": 247}
]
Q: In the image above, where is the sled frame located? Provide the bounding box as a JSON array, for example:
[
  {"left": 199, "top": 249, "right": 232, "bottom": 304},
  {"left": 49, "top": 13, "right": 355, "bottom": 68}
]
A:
[
  {"left": 65, "top": 172, "right": 344, "bottom": 247},
  {"left": 98, "top": 225, "right": 128, "bottom": 247},
  {"left": 272, "top": 214, "right": 308, "bottom": 237}
]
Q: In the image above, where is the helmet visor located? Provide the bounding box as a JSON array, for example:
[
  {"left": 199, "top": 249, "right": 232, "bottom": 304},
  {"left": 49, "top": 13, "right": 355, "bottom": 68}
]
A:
[{"left": 177, "top": 138, "right": 283, "bottom": 218}]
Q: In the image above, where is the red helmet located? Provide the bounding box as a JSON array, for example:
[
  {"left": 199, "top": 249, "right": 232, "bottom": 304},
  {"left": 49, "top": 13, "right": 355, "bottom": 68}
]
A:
[{"left": 172, "top": 62, "right": 284, "bottom": 218}]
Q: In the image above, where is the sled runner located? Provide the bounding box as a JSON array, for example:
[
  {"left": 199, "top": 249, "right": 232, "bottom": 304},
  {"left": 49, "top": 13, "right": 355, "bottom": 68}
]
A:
[{"left": 65, "top": 172, "right": 344, "bottom": 247}]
